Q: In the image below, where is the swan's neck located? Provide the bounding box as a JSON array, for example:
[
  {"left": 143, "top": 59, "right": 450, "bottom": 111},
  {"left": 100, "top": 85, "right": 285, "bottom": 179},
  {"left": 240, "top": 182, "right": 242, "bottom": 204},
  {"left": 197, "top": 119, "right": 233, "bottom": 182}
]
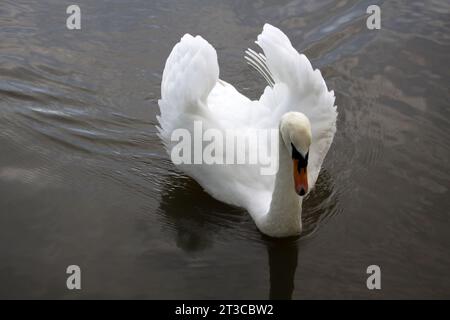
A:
[{"left": 257, "top": 133, "right": 303, "bottom": 237}]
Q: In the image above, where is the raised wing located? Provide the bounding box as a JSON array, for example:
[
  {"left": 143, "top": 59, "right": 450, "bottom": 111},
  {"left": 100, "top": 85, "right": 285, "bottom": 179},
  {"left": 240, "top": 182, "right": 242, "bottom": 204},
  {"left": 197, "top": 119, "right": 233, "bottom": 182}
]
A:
[
  {"left": 246, "top": 24, "right": 337, "bottom": 188},
  {"left": 157, "top": 34, "right": 219, "bottom": 147}
]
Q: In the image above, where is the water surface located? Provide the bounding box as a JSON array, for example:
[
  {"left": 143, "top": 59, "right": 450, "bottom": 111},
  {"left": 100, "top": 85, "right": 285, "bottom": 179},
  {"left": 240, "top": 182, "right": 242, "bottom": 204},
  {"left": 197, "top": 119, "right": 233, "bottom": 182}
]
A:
[{"left": 0, "top": 0, "right": 449, "bottom": 298}]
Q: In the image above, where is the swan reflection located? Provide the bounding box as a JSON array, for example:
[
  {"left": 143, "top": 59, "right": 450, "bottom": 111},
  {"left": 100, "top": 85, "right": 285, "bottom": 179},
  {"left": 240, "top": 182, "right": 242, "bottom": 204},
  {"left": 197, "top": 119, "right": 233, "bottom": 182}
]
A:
[
  {"left": 266, "top": 237, "right": 298, "bottom": 299},
  {"left": 157, "top": 169, "right": 336, "bottom": 299}
]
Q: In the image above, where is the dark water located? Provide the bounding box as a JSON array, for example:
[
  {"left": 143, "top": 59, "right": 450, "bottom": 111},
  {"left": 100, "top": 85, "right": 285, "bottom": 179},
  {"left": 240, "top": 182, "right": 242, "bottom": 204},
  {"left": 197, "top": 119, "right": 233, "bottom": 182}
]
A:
[{"left": 0, "top": 0, "right": 449, "bottom": 299}]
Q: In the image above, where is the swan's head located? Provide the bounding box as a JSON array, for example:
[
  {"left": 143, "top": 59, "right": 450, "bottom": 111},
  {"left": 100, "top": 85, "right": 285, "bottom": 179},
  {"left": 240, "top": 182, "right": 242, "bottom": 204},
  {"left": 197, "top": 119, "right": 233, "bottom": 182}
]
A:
[{"left": 280, "top": 112, "right": 312, "bottom": 196}]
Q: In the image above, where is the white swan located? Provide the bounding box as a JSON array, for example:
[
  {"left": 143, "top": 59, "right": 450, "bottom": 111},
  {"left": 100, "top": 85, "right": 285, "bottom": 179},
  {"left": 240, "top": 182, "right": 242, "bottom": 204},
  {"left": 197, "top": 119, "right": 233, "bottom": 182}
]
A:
[{"left": 157, "top": 24, "right": 337, "bottom": 237}]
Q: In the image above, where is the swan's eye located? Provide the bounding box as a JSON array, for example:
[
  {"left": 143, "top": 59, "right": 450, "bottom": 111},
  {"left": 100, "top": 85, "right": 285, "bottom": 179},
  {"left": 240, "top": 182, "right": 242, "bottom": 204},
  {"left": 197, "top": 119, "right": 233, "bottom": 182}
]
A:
[{"left": 291, "top": 143, "right": 308, "bottom": 169}]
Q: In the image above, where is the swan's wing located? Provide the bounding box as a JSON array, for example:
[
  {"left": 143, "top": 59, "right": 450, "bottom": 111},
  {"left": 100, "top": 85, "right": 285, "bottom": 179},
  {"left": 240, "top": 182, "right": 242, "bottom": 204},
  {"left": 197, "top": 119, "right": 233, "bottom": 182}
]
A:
[
  {"left": 247, "top": 24, "right": 337, "bottom": 188},
  {"left": 157, "top": 34, "right": 219, "bottom": 146},
  {"left": 157, "top": 34, "right": 273, "bottom": 217}
]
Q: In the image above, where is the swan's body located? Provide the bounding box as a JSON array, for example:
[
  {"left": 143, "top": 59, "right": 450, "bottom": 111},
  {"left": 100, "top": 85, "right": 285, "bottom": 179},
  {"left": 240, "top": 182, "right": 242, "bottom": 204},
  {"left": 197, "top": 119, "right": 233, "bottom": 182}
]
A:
[{"left": 157, "top": 24, "right": 337, "bottom": 237}]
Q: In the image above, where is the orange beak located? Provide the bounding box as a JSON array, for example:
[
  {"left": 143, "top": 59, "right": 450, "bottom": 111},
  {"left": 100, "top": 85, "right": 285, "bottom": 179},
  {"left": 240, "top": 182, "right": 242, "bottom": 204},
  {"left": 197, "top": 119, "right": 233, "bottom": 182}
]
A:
[{"left": 293, "top": 160, "right": 308, "bottom": 196}]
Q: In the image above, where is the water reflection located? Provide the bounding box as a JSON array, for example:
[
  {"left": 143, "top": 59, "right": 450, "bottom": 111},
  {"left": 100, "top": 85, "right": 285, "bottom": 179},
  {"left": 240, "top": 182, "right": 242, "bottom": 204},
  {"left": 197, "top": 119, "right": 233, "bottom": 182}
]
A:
[
  {"left": 158, "top": 169, "right": 337, "bottom": 299},
  {"left": 265, "top": 237, "right": 298, "bottom": 299},
  {"left": 158, "top": 174, "right": 247, "bottom": 252}
]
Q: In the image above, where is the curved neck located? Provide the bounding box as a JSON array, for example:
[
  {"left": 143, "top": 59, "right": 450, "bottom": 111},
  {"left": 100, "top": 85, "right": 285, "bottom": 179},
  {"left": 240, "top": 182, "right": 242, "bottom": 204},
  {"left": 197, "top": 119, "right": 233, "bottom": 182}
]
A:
[{"left": 256, "top": 132, "right": 303, "bottom": 237}]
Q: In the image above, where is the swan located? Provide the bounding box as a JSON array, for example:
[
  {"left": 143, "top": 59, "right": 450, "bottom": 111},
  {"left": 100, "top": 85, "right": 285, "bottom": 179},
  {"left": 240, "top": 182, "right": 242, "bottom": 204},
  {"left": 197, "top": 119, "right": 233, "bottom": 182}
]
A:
[{"left": 157, "top": 24, "right": 337, "bottom": 237}]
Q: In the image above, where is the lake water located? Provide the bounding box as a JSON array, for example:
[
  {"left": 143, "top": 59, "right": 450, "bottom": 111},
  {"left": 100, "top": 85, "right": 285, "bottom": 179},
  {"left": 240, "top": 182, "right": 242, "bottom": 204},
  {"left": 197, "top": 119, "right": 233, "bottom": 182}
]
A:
[{"left": 0, "top": 0, "right": 449, "bottom": 299}]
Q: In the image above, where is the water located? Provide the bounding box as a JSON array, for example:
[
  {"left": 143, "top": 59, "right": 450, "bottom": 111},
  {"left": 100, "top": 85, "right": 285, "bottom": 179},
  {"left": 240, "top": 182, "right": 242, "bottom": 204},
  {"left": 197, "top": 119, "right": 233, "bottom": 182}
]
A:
[{"left": 0, "top": 0, "right": 449, "bottom": 299}]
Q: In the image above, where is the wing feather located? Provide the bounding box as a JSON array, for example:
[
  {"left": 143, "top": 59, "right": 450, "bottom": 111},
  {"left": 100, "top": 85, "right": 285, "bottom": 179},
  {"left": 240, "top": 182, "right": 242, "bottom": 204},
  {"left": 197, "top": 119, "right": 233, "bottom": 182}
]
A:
[
  {"left": 254, "top": 24, "right": 337, "bottom": 188},
  {"left": 158, "top": 34, "right": 219, "bottom": 146}
]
